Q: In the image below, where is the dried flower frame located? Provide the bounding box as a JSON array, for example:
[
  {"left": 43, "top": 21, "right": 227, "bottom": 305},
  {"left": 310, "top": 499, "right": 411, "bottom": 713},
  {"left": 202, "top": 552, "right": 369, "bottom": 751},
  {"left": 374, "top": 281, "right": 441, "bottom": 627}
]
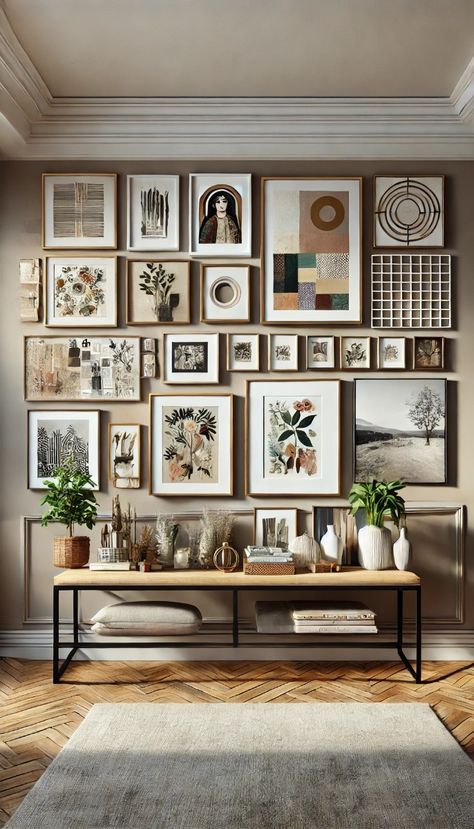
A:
[
  {"left": 42, "top": 173, "right": 117, "bottom": 249},
  {"left": 126, "top": 260, "right": 190, "bottom": 325},
  {"left": 377, "top": 337, "right": 407, "bottom": 370},
  {"left": 108, "top": 423, "right": 141, "bottom": 489},
  {"left": 44, "top": 256, "right": 117, "bottom": 327},
  {"left": 226, "top": 333, "right": 260, "bottom": 372}
]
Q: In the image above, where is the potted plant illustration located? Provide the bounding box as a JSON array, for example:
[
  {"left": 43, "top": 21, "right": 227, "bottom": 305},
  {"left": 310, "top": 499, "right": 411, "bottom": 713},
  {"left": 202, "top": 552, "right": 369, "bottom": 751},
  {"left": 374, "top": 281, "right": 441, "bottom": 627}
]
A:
[
  {"left": 139, "top": 262, "right": 179, "bottom": 322},
  {"left": 348, "top": 479, "right": 405, "bottom": 570},
  {"left": 40, "top": 459, "right": 98, "bottom": 568}
]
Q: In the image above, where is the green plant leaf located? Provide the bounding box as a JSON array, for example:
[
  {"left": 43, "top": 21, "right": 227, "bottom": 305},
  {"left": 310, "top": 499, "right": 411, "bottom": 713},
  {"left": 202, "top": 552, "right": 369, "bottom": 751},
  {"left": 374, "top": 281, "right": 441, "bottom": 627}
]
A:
[
  {"left": 291, "top": 410, "right": 301, "bottom": 426},
  {"left": 298, "top": 414, "right": 316, "bottom": 428},
  {"left": 278, "top": 429, "right": 294, "bottom": 442},
  {"left": 296, "top": 429, "right": 313, "bottom": 448}
]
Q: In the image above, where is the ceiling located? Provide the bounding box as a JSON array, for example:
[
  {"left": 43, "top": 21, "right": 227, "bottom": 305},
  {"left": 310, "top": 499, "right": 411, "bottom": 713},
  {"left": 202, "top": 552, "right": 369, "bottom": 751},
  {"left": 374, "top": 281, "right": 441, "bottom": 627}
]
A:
[{"left": 4, "top": 0, "right": 474, "bottom": 98}]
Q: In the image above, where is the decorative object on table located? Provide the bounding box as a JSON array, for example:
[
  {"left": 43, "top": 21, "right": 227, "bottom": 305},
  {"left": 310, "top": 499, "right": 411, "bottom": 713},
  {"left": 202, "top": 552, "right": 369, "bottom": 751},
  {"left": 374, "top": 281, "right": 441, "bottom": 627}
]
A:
[
  {"left": 268, "top": 333, "right": 299, "bottom": 371},
  {"left": 126, "top": 259, "right": 190, "bottom": 324},
  {"left": 90, "top": 601, "right": 202, "bottom": 636},
  {"left": 246, "top": 379, "right": 340, "bottom": 496},
  {"left": 305, "top": 335, "right": 336, "bottom": 370},
  {"left": 140, "top": 337, "right": 158, "bottom": 379},
  {"left": 393, "top": 526, "right": 411, "bottom": 571},
  {"left": 156, "top": 514, "right": 179, "bottom": 567},
  {"left": 174, "top": 547, "right": 192, "bottom": 570},
  {"left": 226, "top": 333, "right": 260, "bottom": 372},
  {"left": 261, "top": 176, "right": 362, "bottom": 324},
  {"left": 371, "top": 254, "right": 451, "bottom": 329},
  {"left": 340, "top": 336, "right": 371, "bottom": 370},
  {"left": 313, "top": 506, "right": 358, "bottom": 566},
  {"left": 319, "top": 524, "right": 343, "bottom": 565},
  {"left": 308, "top": 560, "right": 342, "bottom": 573},
  {"left": 44, "top": 256, "right": 117, "bottom": 327},
  {"left": 213, "top": 541, "right": 239, "bottom": 573},
  {"left": 189, "top": 173, "right": 252, "bottom": 257},
  {"left": 162, "top": 332, "right": 219, "bottom": 384},
  {"left": 354, "top": 378, "right": 447, "bottom": 484},
  {"left": 28, "top": 409, "right": 100, "bottom": 490},
  {"left": 42, "top": 173, "right": 117, "bottom": 249},
  {"left": 126, "top": 174, "right": 180, "bottom": 251},
  {"left": 25, "top": 336, "right": 141, "bottom": 401},
  {"left": 131, "top": 524, "right": 157, "bottom": 566},
  {"left": 150, "top": 393, "right": 233, "bottom": 496},
  {"left": 373, "top": 176, "right": 444, "bottom": 248},
  {"left": 198, "top": 508, "right": 234, "bottom": 568},
  {"left": 288, "top": 531, "right": 320, "bottom": 569},
  {"left": 243, "top": 545, "right": 295, "bottom": 575},
  {"left": 108, "top": 423, "right": 140, "bottom": 489},
  {"left": 348, "top": 479, "right": 406, "bottom": 570},
  {"left": 93, "top": 496, "right": 136, "bottom": 570},
  {"left": 413, "top": 336, "right": 445, "bottom": 370},
  {"left": 253, "top": 507, "right": 297, "bottom": 550},
  {"left": 200, "top": 264, "right": 250, "bottom": 323},
  {"left": 377, "top": 337, "right": 406, "bottom": 370},
  {"left": 40, "top": 457, "right": 98, "bottom": 568},
  {"left": 19, "top": 258, "right": 41, "bottom": 321}
]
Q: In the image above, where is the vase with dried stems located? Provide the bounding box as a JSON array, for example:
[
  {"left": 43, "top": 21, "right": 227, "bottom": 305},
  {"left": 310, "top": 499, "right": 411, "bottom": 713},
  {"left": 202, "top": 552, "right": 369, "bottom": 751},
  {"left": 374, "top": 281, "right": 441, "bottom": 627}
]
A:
[{"left": 198, "top": 509, "right": 235, "bottom": 568}]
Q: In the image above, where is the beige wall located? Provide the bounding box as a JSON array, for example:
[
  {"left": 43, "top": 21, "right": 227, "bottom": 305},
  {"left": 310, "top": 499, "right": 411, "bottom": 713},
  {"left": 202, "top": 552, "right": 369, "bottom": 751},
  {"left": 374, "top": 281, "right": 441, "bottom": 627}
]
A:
[{"left": 0, "top": 160, "right": 472, "bottom": 640}]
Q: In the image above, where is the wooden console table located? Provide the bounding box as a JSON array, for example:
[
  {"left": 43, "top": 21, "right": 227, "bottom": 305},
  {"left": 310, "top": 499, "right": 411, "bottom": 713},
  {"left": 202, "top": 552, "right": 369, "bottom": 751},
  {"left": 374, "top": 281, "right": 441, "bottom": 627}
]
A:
[{"left": 52, "top": 567, "right": 422, "bottom": 684}]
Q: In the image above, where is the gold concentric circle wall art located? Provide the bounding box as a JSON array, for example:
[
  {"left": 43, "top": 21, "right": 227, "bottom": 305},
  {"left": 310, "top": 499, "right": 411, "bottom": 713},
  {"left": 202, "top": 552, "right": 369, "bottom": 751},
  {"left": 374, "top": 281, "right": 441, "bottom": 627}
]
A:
[{"left": 373, "top": 175, "right": 444, "bottom": 247}]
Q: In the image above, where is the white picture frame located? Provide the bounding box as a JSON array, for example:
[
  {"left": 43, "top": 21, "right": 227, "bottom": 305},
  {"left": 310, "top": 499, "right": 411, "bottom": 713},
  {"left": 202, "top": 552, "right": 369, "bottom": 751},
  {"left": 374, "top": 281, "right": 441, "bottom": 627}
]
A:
[
  {"left": 377, "top": 337, "right": 407, "bottom": 370},
  {"left": 306, "top": 335, "right": 336, "bottom": 369},
  {"left": 126, "top": 175, "right": 179, "bottom": 251},
  {"left": 189, "top": 173, "right": 252, "bottom": 257},
  {"left": 28, "top": 409, "right": 100, "bottom": 490},
  {"left": 200, "top": 264, "right": 250, "bottom": 323},
  {"left": 227, "top": 333, "right": 260, "bottom": 372},
  {"left": 45, "top": 256, "right": 117, "bottom": 328},
  {"left": 42, "top": 173, "right": 117, "bottom": 249},
  {"left": 340, "top": 336, "right": 371, "bottom": 371},
  {"left": 162, "top": 332, "right": 219, "bottom": 384},
  {"left": 268, "top": 333, "right": 299, "bottom": 371},
  {"left": 254, "top": 507, "right": 298, "bottom": 549}
]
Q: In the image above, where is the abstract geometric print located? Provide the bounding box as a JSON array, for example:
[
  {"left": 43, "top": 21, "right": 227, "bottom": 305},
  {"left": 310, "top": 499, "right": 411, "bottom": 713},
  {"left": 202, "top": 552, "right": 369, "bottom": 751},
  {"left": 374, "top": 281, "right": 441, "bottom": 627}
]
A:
[{"left": 374, "top": 176, "right": 444, "bottom": 248}]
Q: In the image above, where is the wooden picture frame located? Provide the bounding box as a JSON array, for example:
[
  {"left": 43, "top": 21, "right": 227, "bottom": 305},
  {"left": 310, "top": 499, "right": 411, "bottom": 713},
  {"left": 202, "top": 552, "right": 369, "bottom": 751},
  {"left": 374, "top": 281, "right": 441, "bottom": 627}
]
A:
[
  {"left": 27, "top": 409, "right": 100, "bottom": 490},
  {"left": 42, "top": 173, "right": 117, "bottom": 249},
  {"left": 44, "top": 256, "right": 117, "bottom": 328},
  {"left": 200, "top": 264, "right": 250, "bottom": 323},
  {"left": 305, "top": 335, "right": 336, "bottom": 370},
  {"left": 189, "top": 173, "right": 252, "bottom": 257},
  {"left": 108, "top": 423, "right": 141, "bottom": 489},
  {"left": 267, "top": 333, "right": 299, "bottom": 371},
  {"left": 340, "top": 336, "right": 371, "bottom": 371},
  {"left": 126, "top": 174, "right": 179, "bottom": 251},
  {"left": 126, "top": 259, "right": 190, "bottom": 325},
  {"left": 413, "top": 336, "right": 445, "bottom": 370},
  {"left": 226, "top": 333, "right": 260, "bottom": 372}
]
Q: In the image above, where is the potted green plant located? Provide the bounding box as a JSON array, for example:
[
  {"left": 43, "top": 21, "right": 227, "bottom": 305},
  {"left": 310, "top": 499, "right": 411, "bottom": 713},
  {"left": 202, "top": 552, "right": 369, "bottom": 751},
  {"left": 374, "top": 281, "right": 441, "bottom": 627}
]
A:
[
  {"left": 348, "top": 480, "right": 406, "bottom": 570},
  {"left": 41, "top": 459, "right": 98, "bottom": 568}
]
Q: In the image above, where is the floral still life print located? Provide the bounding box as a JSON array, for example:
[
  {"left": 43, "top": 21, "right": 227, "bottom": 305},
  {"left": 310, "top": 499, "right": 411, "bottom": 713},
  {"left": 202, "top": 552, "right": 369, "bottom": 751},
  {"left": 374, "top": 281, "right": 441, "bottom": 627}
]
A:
[
  {"left": 265, "top": 397, "right": 321, "bottom": 479},
  {"left": 163, "top": 406, "right": 219, "bottom": 484},
  {"left": 54, "top": 265, "right": 106, "bottom": 318}
]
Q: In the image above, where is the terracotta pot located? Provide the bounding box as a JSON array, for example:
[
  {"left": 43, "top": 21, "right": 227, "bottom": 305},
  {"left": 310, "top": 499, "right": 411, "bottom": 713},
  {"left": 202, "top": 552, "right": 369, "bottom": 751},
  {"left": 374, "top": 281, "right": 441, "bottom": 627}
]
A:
[{"left": 53, "top": 536, "right": 90, "bottom": 569}]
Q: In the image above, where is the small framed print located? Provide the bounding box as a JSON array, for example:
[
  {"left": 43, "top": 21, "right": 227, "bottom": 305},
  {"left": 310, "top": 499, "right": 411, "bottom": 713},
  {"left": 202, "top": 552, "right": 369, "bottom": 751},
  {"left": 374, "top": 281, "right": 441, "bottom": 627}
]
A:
[
  {"left": 413, "top": 336, "right": 445, "bottom": 370},
  {"left": 127, "top": 175, "right": 179, "bottom": 251},
  {"left": 254, "top": 508, "right": 298, "bottom": 549},
  {"left": 28, "top": 409, "right": 100, "bottom": 490},
  {"left": 44, "top": 256, "right": 117, "bottom": 327},
  {"left": 200, "top": 264, "right": 250, "bottom": 323},
  {"left": 268, "top": 333, "right": 298, "bottom": 371},
  {"left": 377, "top": 337, "right": 406, "bottom": 370},
  {"left": 162, "top": 332, "right": 219, "bottom": 384},
  {"left": 109, "top": 423, "right": 141, "bottom": 489},
  {"left": 126, "top": 260, "right": 190, "bottom": 325},
  {"left": 227, "top": 333, "right": 260, "bottom": 372},
  {"left": 189, "top": 173, "right": 252, "bottom": 257},
  {"left": 19, "top": 258, "right": 41, "bottom": 322},
  {"left": 340, "top": 336, "right": 371, "bottom": 370},
  {"left": 42, "top": 173, "right": 117, "bottom": 249},
  {"left": 150, "top": 393, "right": 233, "bottom": 496},
  {"left": 373, "top": 175, "right": 444, "bottom": 248},
  {"left": 306, "top": 335, "right": 335, "bottom": 370}
]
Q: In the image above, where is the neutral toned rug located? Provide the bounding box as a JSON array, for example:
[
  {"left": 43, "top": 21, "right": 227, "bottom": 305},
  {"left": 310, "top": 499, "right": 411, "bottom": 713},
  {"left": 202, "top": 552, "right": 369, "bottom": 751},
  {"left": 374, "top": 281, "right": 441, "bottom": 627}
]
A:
[{"left": 6, "top": 703, "right": 473, "bottom": 828}]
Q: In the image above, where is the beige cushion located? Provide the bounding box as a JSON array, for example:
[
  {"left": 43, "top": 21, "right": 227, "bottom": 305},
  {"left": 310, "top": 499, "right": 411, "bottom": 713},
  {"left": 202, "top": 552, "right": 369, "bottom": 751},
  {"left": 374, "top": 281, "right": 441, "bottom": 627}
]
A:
[{"left": 90, "top": 601, "right": 202, "bottom": 635}]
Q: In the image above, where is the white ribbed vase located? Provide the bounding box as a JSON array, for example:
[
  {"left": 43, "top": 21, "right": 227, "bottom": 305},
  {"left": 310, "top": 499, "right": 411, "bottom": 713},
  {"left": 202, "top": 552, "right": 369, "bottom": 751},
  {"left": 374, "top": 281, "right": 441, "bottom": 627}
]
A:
[
  {"left": 358, "top": 525, "right": 393, "bottom": 570},
  {"left": 393, "top": 528, "right": 411, "bottom": 571},
  {"left": 320, "top": 525, "right": 343, "bottom": 564}
]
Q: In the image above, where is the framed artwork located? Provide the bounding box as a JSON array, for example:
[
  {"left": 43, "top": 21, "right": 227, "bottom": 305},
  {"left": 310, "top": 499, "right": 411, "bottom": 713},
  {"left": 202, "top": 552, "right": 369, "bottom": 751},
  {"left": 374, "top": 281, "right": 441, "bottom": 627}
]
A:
[
  {"left": 377, "top": 337, "right": 406, "bottom": 370},
  {"left": 261, "top": 176, "right": 362, "bottom": 324},
  {"left": 126, "top": 175, "right": 179, "bottom": 251},
  {"left": 246, "top": 379, "right": 341, "bottom": 496},
  {"left": 413, "top": 337, "right": 445, "bottom": 370},
  {"left": 150, "top": 393, "right": 233, "bottom": 496},
  {"left": 162, "top": 332, "right": 219, "bottom": 384},
  {"left": 24, "top": 336, "right": 141, "bottom": 401},
  {"left": 109, "top": 424, "right": 141, "bottom": 489},
  {"left": 268, "top": 333, "right": 298, "bottom": 371},
  {"left": 126, "top": 260, "right": 190, "bottom": 325},
  {"left": 227, "top": 333, "right": 260, "bottom": 372},
  {"left": 354, "top": 378, "right": 447, "bottom": 484},
  {"left": 340, "top": 336, "right": 371, "bottom": 370},
  {"left": 27, "top": 409, "right": 100, "bottom": 490},
  {"left": 373, "top": 176, "right": 444, "bottom": 248},
  {"left": 200, "top": 264, "right": 250, "bottom": 323},
  {"left": 44, "top": 256, "right": 117, "bottom": 327},
  {"left": 42, "top": 173, "right": 117, "bottom": 249},
  {"left": 19, "top": 259, "right": 41, "bottom": 322},
  {"left": 189, "top": 173, "right": 252, "bottom": 257},
  {"left": 371, "top": 254, "right": 451, "bottom": 329},
  {"left": 254, "top": 508, "right": 298, "bottom": 550},
  {"left": 305, "top": 335, "right": 336, "bottom": 370},
  {"left": 312, "top": 505, "right": 358, "bottom": 566}
]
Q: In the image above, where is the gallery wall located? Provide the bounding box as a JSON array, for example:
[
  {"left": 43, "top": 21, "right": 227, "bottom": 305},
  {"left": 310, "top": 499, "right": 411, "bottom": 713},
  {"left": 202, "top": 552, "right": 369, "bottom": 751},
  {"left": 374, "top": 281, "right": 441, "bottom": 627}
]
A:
[{"left": 0, "top": 159, "right": 472, "bottom": 650}]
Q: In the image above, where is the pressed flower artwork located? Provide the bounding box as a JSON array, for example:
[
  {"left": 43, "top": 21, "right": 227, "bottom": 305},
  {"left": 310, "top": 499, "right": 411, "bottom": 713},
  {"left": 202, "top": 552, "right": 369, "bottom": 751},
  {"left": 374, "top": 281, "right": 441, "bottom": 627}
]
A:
[
  {"left": 127, "top": 260, "right": 190, "bottom": 324},
  {"left": 45, "top": 257, "right": 117, "bottom": 327},
  {"left": 162, "top": 406, "right": 218, "bottom": 484},
  {"left": 265, "top": 397, "right": 320, "bottom": 478}
]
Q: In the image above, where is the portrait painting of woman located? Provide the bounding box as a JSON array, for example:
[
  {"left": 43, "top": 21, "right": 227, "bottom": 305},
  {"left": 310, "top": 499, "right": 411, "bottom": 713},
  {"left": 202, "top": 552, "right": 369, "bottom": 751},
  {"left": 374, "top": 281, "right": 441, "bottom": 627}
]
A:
[
  {"left": 199, "top": 189, "right": 242, "bottom": 244},
  {"left": 190, "top": 173, "right": 251, "bottom": 256}
]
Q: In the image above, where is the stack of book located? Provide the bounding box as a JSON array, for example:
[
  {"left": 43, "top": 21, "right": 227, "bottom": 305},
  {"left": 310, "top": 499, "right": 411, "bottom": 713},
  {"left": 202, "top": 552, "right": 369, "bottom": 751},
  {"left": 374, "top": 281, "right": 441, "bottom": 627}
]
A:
[
  {"left": 244, "top": 546, "right": 295, "bottom": 575},
  {"left": 291, "top": 601, "right": 377, "bottom": 634}
]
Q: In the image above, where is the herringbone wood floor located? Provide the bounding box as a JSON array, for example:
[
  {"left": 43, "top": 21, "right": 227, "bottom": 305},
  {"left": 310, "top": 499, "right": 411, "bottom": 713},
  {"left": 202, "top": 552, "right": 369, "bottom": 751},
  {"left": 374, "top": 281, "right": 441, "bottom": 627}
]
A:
[{"left": 0, "top": 659, "right": 473, "bottom": 826}]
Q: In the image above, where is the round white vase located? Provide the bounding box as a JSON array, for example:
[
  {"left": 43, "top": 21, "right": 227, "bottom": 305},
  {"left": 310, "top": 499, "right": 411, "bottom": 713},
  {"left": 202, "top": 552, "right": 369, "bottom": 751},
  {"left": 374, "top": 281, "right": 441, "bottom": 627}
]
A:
[
  {"left": 358, "top": 525, "right": 393, "bottom": 570},
  {"left": 393, "top": 527, "right": 411, "bottom": 571},
  {"left": 320, "top": 524, "right": 343, "bottom": 564}
]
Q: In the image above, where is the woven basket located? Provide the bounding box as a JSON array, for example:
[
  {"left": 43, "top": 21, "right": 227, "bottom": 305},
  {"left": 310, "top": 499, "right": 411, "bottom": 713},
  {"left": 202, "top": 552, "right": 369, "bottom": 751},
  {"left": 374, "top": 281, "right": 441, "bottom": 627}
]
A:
[
  {"left": 244, "top": 561, "right": 295, "bottom": 576},
  {"left": 53, "top": 536, "right": 90, "bottom": 569}
]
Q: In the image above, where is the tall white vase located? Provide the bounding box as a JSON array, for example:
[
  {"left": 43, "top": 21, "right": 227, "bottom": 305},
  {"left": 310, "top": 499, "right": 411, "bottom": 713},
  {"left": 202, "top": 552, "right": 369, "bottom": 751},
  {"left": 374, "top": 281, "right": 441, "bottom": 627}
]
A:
[
  {"left": 320, "top": 524, "right": 343, "bottom": 564},
  {"left": 358, "top": 525, "right": 393, "bottom": 570},
  {"left": 393, "top": 527, "right": 411, "bottom": 571}
]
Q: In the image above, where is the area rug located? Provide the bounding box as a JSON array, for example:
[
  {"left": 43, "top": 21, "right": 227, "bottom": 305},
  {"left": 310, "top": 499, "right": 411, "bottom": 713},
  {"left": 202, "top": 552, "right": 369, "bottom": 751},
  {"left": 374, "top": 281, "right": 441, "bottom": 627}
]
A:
[{"left": 6, "top": 703, "right": 473, "bottom": 828}]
